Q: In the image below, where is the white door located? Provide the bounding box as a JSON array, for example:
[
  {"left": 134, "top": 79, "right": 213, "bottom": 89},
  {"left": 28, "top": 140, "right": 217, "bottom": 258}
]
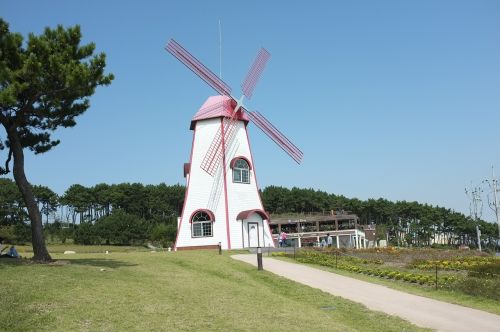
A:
[{"left": 248, "top": 222, "right": 259, "bottom": 247}]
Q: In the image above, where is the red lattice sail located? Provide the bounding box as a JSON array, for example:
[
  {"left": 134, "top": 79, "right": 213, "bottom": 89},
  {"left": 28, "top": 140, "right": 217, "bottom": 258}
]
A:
[
  {"left": 247, "top": 110, "right": 303, "bottom": 164},
  {"left": 199, "top": 110, "right": 240, "bottom": 176},
  {"left": 166, "top": 39, "right": 232, "bottom": 96},
  {"left": 241, "top": 48, "right": 271, "bottom": 99}
]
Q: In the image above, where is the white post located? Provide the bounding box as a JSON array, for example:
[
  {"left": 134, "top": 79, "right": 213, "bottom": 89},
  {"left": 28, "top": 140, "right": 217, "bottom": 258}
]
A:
[
  {"left": 491, "top": 166, "right": 500, "bottom": 238},
  {"left": 476, "top": 225, "right": 482, "bottom": 252},
  {"left": 336, "top": 235, "right": 340, "bottom": 248}
]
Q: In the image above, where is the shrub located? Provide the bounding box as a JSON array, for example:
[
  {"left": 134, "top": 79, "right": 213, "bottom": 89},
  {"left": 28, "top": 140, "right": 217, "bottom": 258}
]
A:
[
  {"left": 467, "top": 261, "right": 500, "bottom": 278},
  {"left": 44, "top": 221, "right": 74, "bottom": 244},
  {"left": 94, "top": 210, "right": 147, "bottom": 245},
  {"left": 74, "top": 222, "right": 98, "bottom": 245},
  {"left": 13, "top": 222, "right": 31, "bottom": 244},
  {"left": 454, "top": 277, "right": 500, "bottom": 301},
  {"left": 409, "top": 256, "right": 499, "bottom": 271},
  {"left": 150, "top": 223, "right": 177, "bottom": 248},
  {"left": 403, "top": 274, "right": 412, "bottom": 282},
  {"left": 0, "top": 225, "right": 16, "bottom": 243}
]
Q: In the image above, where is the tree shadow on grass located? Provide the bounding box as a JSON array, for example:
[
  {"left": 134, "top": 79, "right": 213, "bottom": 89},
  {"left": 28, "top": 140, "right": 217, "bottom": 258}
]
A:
[
  {"left": 0, "top": 257, "right": 29, "bottom": 268},
  {"left": 67, "top": 258, "right": 138, "bottom": 269},
  {"left": 0, "top": 257, "right": 138, "bottom": 269}
]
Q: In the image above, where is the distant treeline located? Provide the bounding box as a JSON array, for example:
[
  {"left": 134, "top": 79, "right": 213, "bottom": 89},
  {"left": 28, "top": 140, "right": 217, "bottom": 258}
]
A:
[
  {"left": 0, "top": 179, "right": 184, "bottom": 247},
  {"left": 262, "top": 186, "right": 499, "bottom": 249},
  {"left": 1, "top": 179, "right": 498, "bottom": 249}
]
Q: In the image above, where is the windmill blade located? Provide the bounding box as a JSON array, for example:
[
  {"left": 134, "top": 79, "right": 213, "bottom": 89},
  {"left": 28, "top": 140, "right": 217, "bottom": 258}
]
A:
[
  {"left": 200, "top": 112, "right": 240, "bottom": 176},
  {"left": 241, "top": 48, "right": 271, "bottom": 99},
  {"left": 248, "top": 111, "right": 303, "bottom": 164},
  {"left": 247, "top": 110, "right": 303, "bottom": 164},
  {"left": 166, "top": 39, "right": 232, "bottom": 96},
  {"left": 200, "top": 124, "right": 224, "bottom": 176}
]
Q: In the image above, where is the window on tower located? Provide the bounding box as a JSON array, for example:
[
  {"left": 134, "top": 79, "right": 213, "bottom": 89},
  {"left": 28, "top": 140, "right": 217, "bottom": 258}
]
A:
[
  {"left": 232, "top": 158, "right": 250, "bottom": 184},
  {"left": 191, "top": 210, "right": 214, "bottom": 237}
]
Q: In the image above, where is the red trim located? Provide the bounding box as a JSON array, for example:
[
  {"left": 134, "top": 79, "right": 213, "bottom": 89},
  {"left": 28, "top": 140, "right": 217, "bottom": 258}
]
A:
[
  {"left": 221, "top": 118, "right": 231, "bottom": 249},
  {"left": 245, "top": 125, "right": 274, "bottom": 247},
  {"left": 174, "top": 123, "right": 197, "bottom": 250},
  {"left": 236, "top": 209, "right": 269, "bottom": 221},
  {"left": 189, "top": 209, "right": 215, "bottom": 223},
  {"left": 229, "top": 156, "right": 252, "bottom": 170},
  {"left": 183, "top": 163, "right": 190, "bottom": 178}
]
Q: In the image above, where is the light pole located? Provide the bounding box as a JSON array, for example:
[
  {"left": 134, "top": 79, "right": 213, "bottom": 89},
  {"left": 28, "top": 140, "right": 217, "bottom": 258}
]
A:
[
  {"left": 465, "top": 183, "right": 483, "bottom": 251},
  {"left": 483, "top": 166, "right": 500, "bottom": 239},
  {"left": 256, "top": 246, "right": 263, "bottom": 270}
]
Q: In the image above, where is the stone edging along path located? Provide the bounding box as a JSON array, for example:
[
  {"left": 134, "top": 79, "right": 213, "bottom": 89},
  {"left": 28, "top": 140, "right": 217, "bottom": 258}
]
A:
[{"left": 232, "top": 254, "right": 500, "bottom": 332}]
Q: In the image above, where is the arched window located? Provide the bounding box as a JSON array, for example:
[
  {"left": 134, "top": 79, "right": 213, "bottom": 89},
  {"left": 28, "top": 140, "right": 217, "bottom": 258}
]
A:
[
  {"left": 233, "top": 158, "right": 250, "bottom": 184},
  {"left": 191, "top": 210, "right": 213, "bottom": 237}
]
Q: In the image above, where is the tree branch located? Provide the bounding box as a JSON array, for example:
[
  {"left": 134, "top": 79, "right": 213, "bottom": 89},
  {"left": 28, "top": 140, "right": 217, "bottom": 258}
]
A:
[
  {"left": 0, "top": 110, "right": 7, "bottom": 124},
  {"left": 0, "top": 147, "right": 13, "bottom": 175},
  {"left": 19, "top": 87, "right": 74, "bottom": 115}
]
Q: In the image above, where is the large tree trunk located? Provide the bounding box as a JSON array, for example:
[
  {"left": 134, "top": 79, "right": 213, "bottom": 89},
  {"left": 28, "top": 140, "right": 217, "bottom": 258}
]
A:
[{"left": 7, "top": 127, "right": 52, "bottom": 262}]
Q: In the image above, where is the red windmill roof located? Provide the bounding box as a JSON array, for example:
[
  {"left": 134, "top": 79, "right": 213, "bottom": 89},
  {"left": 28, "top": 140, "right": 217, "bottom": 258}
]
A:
[{"left": 190, "top": 95, "right": 249, "bottom": 130}]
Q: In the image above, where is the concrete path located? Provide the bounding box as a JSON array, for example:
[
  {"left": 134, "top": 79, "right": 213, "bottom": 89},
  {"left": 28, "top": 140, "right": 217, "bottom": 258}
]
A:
[{"left": 232, "top": 254, "right": 500, "bottom": 332}]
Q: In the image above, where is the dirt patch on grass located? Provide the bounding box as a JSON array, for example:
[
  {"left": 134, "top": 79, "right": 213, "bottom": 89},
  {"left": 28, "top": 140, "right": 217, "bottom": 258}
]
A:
[{"left": 50, "top": 260, "right": 71, "bottom": 265}]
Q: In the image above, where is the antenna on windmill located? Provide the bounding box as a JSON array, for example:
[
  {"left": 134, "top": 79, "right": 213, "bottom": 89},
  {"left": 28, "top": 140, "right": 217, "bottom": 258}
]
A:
[{"left": 219, "top": 19, "right": 222, "bottom": 79}]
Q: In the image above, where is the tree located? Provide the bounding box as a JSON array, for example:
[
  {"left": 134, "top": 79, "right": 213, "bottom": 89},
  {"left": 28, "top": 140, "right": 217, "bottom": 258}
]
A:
[
  {"left": 0, "top": 20, "right": 113, "bottom": 261},
  {"left": 61, "top": 184, "right": 93, "bottom": 224},
  {"left": 92, "top": 183, "right": 113, "bottom": 218},
  {"left": 33, "top": 185, "right": 58, "bottom": 223}
]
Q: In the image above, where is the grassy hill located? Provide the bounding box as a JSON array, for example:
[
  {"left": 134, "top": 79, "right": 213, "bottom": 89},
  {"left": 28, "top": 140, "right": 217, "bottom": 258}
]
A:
[{"left": 0, "top": 249, "right": 427, "bottom": 331}]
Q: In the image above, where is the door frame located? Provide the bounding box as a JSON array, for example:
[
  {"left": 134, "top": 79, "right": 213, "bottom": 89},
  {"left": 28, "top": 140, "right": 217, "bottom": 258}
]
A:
[{"left": 247, "top": 222, "right": 260, "bottom": 247}]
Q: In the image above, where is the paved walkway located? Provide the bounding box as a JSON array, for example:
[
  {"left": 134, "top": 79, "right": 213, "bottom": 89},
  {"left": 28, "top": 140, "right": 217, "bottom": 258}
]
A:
[{"left": 232, "top": 254, "right": 500, "bottom": 332}]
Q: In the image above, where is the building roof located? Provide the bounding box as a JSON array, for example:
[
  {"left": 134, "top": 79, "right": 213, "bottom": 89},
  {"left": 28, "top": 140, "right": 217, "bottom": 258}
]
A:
[
  {"left": 236, "top": 209, "right": 269, "bottom": 221},
  {"left": 190, "top": 95, "right": 249, "bottom": 130}
]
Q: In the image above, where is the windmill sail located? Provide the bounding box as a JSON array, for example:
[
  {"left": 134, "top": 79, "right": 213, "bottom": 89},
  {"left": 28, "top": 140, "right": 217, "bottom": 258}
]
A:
[
  {"left": 247, "top": 110, "right": 303, "bottom": 164},
  {"left": 200, "top": 110, "right": 240, "bottom": 176},
  {"left": 166, "top": 39, "right": 232, "bottom": 96},
  {"left": 241, "top": 48, "right": 271, "bottom": 99}
]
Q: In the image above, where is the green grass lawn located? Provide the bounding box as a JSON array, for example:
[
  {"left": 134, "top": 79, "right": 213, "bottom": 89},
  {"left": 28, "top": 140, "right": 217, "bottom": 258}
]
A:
[
  {"left": 0, "top": 248, "right": 428, "bottom": 331},
  {"left": 15, "top": 244, "right": 150, "bottom": 254}
]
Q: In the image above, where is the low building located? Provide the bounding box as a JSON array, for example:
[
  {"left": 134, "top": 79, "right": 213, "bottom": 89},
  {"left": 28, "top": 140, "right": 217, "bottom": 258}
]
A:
[{"left": 268, "top": 211, "right": 367, "bottom": 248}]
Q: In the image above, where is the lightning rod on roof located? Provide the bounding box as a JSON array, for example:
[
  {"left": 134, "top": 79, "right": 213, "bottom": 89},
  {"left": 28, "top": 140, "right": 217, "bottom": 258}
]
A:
[{"left": 219, "top": 19, "right": 222, "bottom": 80}]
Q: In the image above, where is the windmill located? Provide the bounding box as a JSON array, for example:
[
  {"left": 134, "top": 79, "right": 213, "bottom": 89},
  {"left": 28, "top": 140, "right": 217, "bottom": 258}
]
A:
[{"left": 166, "top": 39, "right": 303, "bottom": 250}]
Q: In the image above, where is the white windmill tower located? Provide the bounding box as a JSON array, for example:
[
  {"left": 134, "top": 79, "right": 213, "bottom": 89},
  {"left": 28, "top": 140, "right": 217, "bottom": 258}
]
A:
[{"left": 166, "top": 39, "right": 303, "bottom": 250}]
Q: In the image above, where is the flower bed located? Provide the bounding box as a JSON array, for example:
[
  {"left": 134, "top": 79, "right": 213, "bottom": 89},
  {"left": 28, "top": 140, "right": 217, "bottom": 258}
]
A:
[
  {"left": 408, "top": 256, "right": 500, "bottom": 271},
  {"left": 274, "top": 250, "right": 457, "bottom": 287}
]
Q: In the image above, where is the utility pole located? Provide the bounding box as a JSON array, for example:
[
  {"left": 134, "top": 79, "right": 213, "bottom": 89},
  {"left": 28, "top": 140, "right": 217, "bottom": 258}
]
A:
[
  {"left": 465, "top": 183, "right": 483, "bottom": 251},
  {"left": 483, "top": 166, "right": 500, "bottom": 239}
]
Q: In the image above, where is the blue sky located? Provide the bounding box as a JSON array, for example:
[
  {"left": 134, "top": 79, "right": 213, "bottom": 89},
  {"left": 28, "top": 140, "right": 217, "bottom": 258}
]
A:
[{"left": 2, "top": 0, "right": 499, "bottom": 220}]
